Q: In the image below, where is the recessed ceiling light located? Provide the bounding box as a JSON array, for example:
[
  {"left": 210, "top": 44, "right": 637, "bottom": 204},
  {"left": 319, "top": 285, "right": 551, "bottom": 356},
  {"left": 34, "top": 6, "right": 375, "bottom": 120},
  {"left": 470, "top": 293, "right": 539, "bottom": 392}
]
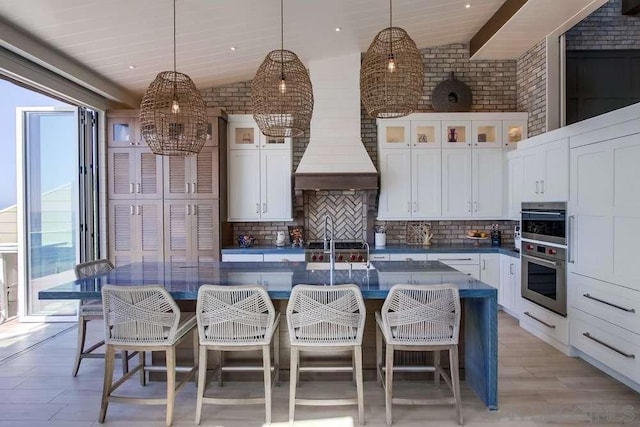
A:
[
  {"left": 335, "top": 27, "right": 342, "bottom": 32},
  {"left": 465, "top": 3, "right": 471, "bottom": 8},
  {"left": 230, "top": 46, "right": 237, "bottom": 51},
  {"left": 128, "top": 65, "right": 136, "bottom": 69}
]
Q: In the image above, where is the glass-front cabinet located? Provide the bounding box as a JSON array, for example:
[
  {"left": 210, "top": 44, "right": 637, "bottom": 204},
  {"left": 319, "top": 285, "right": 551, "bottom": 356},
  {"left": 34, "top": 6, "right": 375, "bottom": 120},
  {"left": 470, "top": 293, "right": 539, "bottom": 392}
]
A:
[
  {"left": 379, "top": 121, "right": 410, "bottom": 149},
  {"left": 229, "top": 120, "right": 260, "bottom": 149},
  {"left": 472, "top": 120, "right": 502, "bottom": 148},
  {"left": 108, "top": 116, "right": 140, "bottom": 147},
  {"left": 503, "top": 120, "right": 528, "bottom": 149},
  {"left": 442, "top": 120, "right": 471, "bottom": 148},
  {"left": 410, "top": 120, "right": 441, "bottom": 148}
]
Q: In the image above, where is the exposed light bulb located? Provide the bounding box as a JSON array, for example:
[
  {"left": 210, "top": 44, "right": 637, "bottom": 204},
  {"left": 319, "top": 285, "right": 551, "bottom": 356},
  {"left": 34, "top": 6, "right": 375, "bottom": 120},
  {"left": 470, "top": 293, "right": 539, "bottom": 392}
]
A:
[
  {"left": 279, "top": 78, "right": 287, "bottom": 94},
  {"left": 465, "top": 3, "right": 471, "bottom": 8},
  {"left": 171, "top": 99, "right": 180, "bottom": 114},
  {"left": 387, "top": 54, "right": 396, "bottom": 73}
]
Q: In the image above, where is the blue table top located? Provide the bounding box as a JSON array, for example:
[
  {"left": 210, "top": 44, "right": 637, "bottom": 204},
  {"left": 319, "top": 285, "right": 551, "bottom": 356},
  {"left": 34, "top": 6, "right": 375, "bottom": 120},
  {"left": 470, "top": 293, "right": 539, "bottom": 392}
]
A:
[{"left": 38, "top": 261, "right": 497, "bottom": 300}]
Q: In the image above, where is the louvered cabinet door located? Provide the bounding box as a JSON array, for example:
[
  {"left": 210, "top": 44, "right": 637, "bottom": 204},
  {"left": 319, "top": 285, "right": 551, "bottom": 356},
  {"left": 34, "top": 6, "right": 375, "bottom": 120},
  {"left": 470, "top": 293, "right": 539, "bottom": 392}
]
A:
[
  {"left": 164, "top": 155, "right": 190, "bottom": 199},
  {"left": 191, "top": 146, "right": 219, "bottom": 200},
  {"left": 135, "top": 147, "right": 163, "bottom": 199},
  {"left": 164, "top": 201, "right": 189, "bottom": 263},
  {"left": 108, "top": 201, "right": 136, "bottom": 266},
  {"left": 108, "top": 148, "right": 136, "bottom": 200},
  {"left": 190, "top": 200, "right": 219, "bottom": 262},
  {"left": 136, "top": 200, "right": 164, "bottom": 262}
]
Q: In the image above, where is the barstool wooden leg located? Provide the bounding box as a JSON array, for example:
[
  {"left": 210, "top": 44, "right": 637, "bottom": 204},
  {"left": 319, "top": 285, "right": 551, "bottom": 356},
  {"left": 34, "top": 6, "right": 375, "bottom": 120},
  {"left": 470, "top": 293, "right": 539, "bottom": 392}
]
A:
[
  {"left": 449, "top": 347, "right": 463, "bottom": 425},
  {"left": 72, "top": 317, "right": 87, "bottom": 377},
  {"left": 289, "top": 347, "right": 299, "bottom": 423},
  {"left": 193, "top": 331, "right": 199, "bottom": 385},
  {"left": 273, "top": 324, "right": 280, "bottom": 387},
  {"left": 195, "top": 346, "right": 208, "bottom": 425},
  {"left": 376, "top": 323, "right": 383, "bottom": 385},
  {"left": 98, "top": 344, "right": 115, "bottom": 423},
  {"left": 385, "top": 344, "right": 394, "bottom": 426},
  {"left": 165, "top": 347, "right": 176, "bottom": 427},
  {"left": 434, "top": 350, "right": 441, "bottom": 385},
  {"left": 355, "top": 345, "right": 364, "bottom": 426},
  {"left": 121, "top": 351, "right": 129, "bottom": 376},
  {"left": 262, "top": 345, "right": 272, "bottom": 424}
]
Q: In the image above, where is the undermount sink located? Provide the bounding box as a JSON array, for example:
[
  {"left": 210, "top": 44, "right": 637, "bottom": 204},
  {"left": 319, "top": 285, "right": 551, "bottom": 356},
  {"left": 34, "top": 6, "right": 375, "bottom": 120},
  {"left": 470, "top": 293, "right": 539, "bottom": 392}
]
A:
[{"left": 306, "top": 262, "right": 376, "bottom": 271}]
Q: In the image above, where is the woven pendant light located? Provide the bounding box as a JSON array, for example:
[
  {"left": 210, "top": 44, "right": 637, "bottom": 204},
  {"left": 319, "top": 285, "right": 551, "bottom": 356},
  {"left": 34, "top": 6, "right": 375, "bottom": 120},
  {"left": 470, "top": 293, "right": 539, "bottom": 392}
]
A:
[
  {"left": 140, "top": 0, "right": 208, "bottom": 156},
  {"left": 251, "top": 0, "right": 313, "bottom": 138},
  {"left": 360, "top": 0, "right": 424, "bottom": 119}
]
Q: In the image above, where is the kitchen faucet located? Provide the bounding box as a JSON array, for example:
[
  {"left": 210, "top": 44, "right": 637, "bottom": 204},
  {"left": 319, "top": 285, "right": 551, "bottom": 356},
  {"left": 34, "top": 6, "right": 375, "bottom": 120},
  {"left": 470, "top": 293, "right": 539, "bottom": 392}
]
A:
[
  {"left": 362, "top": 241, "right": 370, "bottom": 269},
  {"left": 323, "top": 215, "right": 335, "bottom": 285}
]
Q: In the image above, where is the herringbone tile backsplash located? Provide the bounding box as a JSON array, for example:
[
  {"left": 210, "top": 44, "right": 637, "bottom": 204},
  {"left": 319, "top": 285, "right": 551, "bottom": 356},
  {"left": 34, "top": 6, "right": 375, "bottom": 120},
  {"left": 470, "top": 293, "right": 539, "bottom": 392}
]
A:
[{"left": 305, "top": 191, "right": 366, "bottom": 241}]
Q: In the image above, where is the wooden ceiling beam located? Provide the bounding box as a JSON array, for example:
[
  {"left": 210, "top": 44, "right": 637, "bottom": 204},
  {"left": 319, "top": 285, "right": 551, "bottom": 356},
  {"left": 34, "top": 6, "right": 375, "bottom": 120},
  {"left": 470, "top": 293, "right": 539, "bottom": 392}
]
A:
[{"left": 470, "top": 0, "right": 528, "bottom": 58}]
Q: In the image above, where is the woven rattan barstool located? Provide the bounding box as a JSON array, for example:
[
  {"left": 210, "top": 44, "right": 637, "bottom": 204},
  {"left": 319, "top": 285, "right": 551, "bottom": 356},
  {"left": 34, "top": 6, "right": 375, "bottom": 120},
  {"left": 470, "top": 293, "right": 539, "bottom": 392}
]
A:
[
  {"left": 98, "top": 285, "right": 198, "bottom": 426},
  {"left": 286, "top": 284, "right": 366, "bottom": 425},
  {"left": 72, "top": 259, "right": 134, "bottom": 377},
  {"left": 194, "top": 285, "right": 280, "bottom": 424},
  {"left": 375, "top": 284, "right": 463, "bottom": 425}
]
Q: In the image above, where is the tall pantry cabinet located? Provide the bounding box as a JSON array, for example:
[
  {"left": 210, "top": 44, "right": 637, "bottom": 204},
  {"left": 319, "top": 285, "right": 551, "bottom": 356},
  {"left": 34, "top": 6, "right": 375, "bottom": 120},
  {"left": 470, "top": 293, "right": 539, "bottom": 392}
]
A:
[{"left": 106, "top": 109, "right": 229, "bottom": 266}]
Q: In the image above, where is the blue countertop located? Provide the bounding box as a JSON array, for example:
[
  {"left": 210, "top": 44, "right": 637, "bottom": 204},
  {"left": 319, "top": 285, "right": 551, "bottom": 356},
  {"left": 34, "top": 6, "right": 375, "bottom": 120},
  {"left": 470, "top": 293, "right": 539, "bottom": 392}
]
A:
[
  {"left": 39, "top": 261, "right": 496, "bottom": 300},
  {"left": 222, "top": 243, "right": 520, "bottom": 258}
]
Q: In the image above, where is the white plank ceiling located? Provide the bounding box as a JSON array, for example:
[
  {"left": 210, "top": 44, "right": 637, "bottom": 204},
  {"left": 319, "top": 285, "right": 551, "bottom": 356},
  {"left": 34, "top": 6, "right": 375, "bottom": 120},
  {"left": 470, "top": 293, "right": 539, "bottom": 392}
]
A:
[{"left": 0, "top": 0, "right": 506, "bottom": 96}]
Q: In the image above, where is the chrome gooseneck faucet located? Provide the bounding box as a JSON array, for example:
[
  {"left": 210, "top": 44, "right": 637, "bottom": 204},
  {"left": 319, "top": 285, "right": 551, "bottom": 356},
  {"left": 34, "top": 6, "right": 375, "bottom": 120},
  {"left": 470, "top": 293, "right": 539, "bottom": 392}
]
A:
[{"left": 323, "top": 215, "right": 335, "bottom": 285}]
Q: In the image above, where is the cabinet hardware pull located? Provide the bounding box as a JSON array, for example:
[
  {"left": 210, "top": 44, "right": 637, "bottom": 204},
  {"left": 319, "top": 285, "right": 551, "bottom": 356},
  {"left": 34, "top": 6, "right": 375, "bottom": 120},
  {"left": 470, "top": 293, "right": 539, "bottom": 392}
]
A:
[
  {"left": 568, "top": 215, "right": 575, "bottom": 264},
  {"left": 474, "top": 201, "right": 478, "bottom": 212},
  {"left": 583, "top": 294, "right": 636, "bottom": 313},
  {"left": 482, "top": 259, "right": 486, "bottom": 270},
  {"left": 413, "top": 202, "right": 417, "bottom": 212},
  {"left": 135, "top": 205, "right": 140, "bottom": 215},
  {"left": 262, "top": 203, "right": 266, "bottom": 213},
  {"left": 193, "top": 182, "right": 197, "bottom": 193},
  {"left": 407, "top": 202, "right": 410, "bottom": 213},
  {"left": 583, "top": 332, "right": 635, "bottom": 359},
  {"left": 129, "top": 183, "right": 134, "bottom": 193},
  {"left": 437, "top": 258, "right": 472, "bottom": 261},
  {"left": 535, "top": 181, "right": 539, "bottom": 194},
  {"left": 541, "top": 180, "right": 545, "bottom": 194},
  {"left": 467, "top": 201, "right": 472, "bottom": 212},
  {"left": 510, "top": 263, "right": 514, "bottom": 275},
  {"left": 524, "top": 311, "right": 556, "bottom": 329},
  {"left": 256, "top": 203, "right": 260, "bottom": 214},
  {"left": 406, "top": 258, "right": 414, "bottom": 261},
  {"left": 130, "top": 205, "right": 134, "bottom": 215},
  {"left": 185, "top": 183, "right": 190, "bottom": 193},
  {"left": 136, "top": 183, "right": 141, "bottom": 193},
  {"left": 187, "top": 205, "right": 191, "bottom": 215},
  {"left": 521, "top": 210, "right": 564, "bottom": 216},
  {"left": 192, "top": 205, "right": 197, "bottom": 216},
  {"left": 522, "top": 254, "right": 557, "bottom": 267}
]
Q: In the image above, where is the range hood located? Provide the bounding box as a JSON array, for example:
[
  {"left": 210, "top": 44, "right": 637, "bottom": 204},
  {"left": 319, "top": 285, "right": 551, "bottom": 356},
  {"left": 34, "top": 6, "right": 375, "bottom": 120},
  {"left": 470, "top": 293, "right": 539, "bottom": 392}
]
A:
[{"left": 294, "top": 53, "right": 378, "bottom": 191}]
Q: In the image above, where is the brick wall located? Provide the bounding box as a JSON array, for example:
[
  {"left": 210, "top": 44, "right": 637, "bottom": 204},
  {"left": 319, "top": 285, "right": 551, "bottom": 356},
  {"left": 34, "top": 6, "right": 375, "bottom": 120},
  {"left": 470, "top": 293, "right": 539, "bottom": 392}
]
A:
[
  {"left": 517, "top": 40, "right": 546, "bottom": 137},
  {"left": 566, "top": 0, "right": 640, "bottom": 50},
  {"left": 373, "top": 220, "right": 517, "bottom": 246},
  {"left": 203, "top": 43, "right": 520, "bottom": 245}
]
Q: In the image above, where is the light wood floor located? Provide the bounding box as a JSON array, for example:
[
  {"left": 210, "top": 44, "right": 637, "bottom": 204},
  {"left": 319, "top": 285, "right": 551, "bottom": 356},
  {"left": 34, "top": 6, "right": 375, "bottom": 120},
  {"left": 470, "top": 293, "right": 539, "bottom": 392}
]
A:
[{"left": 0, "top": 312, "right": 638, "bottom": 426}]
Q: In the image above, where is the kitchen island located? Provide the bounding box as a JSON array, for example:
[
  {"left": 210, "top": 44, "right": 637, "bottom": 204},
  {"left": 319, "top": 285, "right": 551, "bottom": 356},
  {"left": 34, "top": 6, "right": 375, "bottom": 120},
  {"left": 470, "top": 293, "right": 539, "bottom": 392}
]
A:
[{"left": 39, "top": 260, "right": 498, "bottom": 409}]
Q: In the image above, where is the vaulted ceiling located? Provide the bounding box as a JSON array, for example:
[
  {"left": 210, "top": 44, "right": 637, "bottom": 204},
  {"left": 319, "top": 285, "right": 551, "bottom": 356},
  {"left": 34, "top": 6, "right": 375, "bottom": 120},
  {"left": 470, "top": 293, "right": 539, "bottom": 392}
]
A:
[{"left": 0, "top": 0, "right": 607, "bottom": 104}]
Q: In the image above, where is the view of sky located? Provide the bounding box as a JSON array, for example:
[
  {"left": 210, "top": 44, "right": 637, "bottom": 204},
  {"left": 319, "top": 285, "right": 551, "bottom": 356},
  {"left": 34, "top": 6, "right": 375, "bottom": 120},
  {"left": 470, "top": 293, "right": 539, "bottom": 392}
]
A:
[{"left": 0, "top": 79, "right": 70, "bottom": 210}]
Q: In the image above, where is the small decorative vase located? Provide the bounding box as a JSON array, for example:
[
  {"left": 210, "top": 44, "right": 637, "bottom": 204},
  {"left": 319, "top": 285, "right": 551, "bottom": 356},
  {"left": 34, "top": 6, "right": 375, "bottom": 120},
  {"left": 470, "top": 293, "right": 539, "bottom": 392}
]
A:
[
  {"left": 448, "top": 128, "right": 457, "bottom": 143},
  {"left": 375, "top": 232, "right": 386, "bottom": 248}
]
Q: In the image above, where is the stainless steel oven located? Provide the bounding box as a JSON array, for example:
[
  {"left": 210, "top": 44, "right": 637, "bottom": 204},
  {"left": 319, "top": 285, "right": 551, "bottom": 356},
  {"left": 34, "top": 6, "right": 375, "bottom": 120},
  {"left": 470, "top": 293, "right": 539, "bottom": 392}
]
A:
[
  {"left": 521, "top": 242, "right": 567, "bottom": 316},
  {"left": 521, "top": 202, "right": 567, "bottom": 246}
]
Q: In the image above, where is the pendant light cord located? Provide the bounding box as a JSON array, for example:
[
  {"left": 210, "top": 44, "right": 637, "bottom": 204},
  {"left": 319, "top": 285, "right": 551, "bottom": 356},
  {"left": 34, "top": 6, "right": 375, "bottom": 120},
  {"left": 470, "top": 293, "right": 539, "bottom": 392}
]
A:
[
  {"left": 389, "top": 0, "right": 393, "bottom": 55},
  {"left": 173, "top": 0, "right": 177, "bottom": 93},
  {"left": 280, "top": 0, "right": 284, "bottom": 79}
]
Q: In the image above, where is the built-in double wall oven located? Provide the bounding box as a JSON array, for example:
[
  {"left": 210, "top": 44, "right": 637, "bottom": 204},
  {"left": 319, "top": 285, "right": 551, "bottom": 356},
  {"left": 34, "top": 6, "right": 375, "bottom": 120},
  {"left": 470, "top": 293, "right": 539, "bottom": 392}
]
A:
[{"left": 521, "top": 202, "right": 568, "bottom": 316}]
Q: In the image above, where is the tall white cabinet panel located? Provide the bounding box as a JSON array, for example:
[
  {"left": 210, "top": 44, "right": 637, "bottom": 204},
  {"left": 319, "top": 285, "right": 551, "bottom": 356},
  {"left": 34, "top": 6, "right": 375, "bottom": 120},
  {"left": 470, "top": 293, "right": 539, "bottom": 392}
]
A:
[
  {"left": 507, "top": 153, "right": 524, "bottom": 220},
  {"left": 378, "top": 150, "right": 412, "bottom": 219},
  {"left": 412, "top": 150, "right": 441, "bottom": 218},
  {"left": 473, "top": 149, "right": 503, "bottom": 218},
  {"left": 228, "top": 150, "right": 261, "bottom": 221},
  {"left": 520, "top": 138, "right": 569, "bottom": 202},
  {"left": 480, "top": 253, "right": 500, "bottom": 288},
  {"left": 442, "top": 149, "right": 472, "bottom": 218},
  {"left": 227, "top": 114, "right": 292, "bottom": 222},
  {"left": 260, "top": 150, "right": 292, "bottom": 220}
]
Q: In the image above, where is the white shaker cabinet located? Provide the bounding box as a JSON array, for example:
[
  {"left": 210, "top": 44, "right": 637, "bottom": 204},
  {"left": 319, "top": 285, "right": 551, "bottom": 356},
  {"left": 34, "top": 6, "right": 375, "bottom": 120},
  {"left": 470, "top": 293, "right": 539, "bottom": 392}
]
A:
[
  {"left": 520, "top": 138, "right": 569, "bottom": 202},
  {"left": 378, "top": 149, "right": 412, "bottom": 219},
  {"left": 499, "top": 255, "right": 520, "bottom": 317},
  {"left": 227, "top": 114, "right": 292, "bottom": 222},
  {"left": 479, "top": 253, "right": 500, "bottom": 289},
  {"left": 441, "top": 149, "right": 473, "bottom": 217},
  {"left": 507, "top": 152, "right": 524, "bottom": 220}
]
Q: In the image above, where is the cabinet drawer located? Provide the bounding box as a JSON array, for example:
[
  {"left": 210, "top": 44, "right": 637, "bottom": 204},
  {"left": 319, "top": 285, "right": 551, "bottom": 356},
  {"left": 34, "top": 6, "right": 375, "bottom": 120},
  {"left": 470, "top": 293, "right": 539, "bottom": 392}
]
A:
[
  {"left": 389, "top": 253, "right": 428, "bottom": 261},
  {"left": 569, "top": 273, "right": 640, "bottom": 335},
  {"left": 427, "top": 253, "right": 480, "bottom": 264},
  {"left": 369, "top": 254, "right": 390, "bottom": 261},
  {"left": 263, "top": 253, "right": 305, "bottom": 262},
  {"left": 451, "top": 264, "right": 480, "bottom": 279},
  {"left": 519, "top": 298, "right": 569, "bottom": 345},
  {"left": 571, "top": 309, "right": 640, "bottom": 384},
  {"left": 222, "top": 254, "right": 264, "bottom": 262}
]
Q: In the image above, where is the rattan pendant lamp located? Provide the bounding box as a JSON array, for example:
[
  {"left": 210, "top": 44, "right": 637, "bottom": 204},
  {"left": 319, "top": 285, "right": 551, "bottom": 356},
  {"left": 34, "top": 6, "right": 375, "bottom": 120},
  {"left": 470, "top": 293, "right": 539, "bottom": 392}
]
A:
[
  {"left": 360, "top": 0, "right": 424, "bottom": 118},
  {"left": 139, "top": 0, "right": 208, "bottom": 156},
  {"left": 251, "top": 0, "right": 313, "bottom": 137}
]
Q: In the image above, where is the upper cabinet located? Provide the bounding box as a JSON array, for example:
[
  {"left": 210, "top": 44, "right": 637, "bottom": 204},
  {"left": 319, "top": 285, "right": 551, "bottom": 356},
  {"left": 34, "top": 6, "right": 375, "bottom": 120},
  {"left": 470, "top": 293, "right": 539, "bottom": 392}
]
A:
[
  {"left": 377, "top": 112, "right": 525, "bottom": 221},
  {"left": 520, "top": 138, "right": 569, "bottom": 202},
  {"left": 503, "top": 120, "right": 528, "bottom": 149},
  {"left": 107, "top": 115, "right": 142, "bottom": 147},
  {"left": 227, "top": 114, "right": 293, "bottom": 222}
]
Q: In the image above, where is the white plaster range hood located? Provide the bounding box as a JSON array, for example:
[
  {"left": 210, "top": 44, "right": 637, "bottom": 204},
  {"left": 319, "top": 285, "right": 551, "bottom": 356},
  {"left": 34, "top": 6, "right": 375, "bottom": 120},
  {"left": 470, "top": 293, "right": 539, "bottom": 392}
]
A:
[{"left": 294, "top": 52, "right": 378, "bottom": 191}]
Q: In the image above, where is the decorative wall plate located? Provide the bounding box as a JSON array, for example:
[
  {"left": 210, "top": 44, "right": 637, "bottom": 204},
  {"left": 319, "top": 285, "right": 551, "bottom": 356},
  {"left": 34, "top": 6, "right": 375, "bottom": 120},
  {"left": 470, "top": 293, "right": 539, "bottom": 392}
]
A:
[{"left": 432, "top": 72, "right": 472, "bottom": 112}]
